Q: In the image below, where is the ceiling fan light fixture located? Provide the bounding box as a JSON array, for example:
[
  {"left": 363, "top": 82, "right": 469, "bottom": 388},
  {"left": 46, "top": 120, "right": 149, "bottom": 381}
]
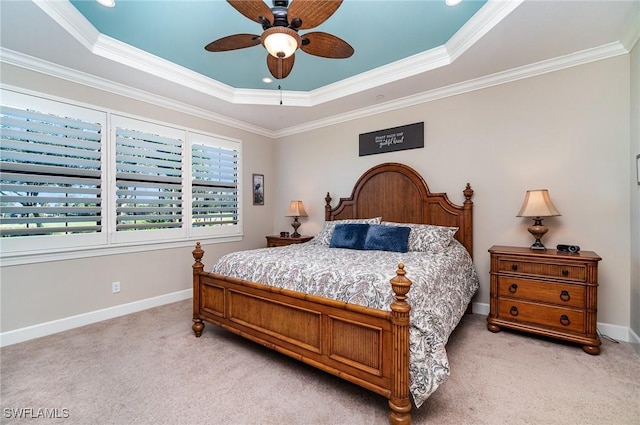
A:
[{"left": 262, "top": 26, "right": 301, "bottom": 59}]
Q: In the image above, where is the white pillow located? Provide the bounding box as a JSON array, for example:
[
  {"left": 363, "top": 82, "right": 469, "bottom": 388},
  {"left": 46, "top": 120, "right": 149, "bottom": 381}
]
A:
[
  {"left": 381, "top": 222, "right": 458, "bottom": 253},
  {"left": 312, "top": 217, "right": 382, "bottom": 245}
]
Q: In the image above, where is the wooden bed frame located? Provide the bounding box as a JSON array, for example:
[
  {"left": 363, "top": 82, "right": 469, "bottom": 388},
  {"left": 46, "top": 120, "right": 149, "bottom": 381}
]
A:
[{"left": 191, "top": 163, "right": 474, "bottom": 425}]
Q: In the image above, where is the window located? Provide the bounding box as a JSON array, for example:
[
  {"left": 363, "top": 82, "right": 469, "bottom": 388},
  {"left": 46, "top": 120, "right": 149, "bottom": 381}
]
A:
[
  {"left": 0, "top": 91, "right": 107, "bottom": 253},
  {"left": 0, "top": 89, "right": 242, "bottom": 258},
  {"left": 190, "top": 132, "right": 240, "bottom": 238},
  {"left": 112, "top": 116, "right": 186, "bottom": 244}
]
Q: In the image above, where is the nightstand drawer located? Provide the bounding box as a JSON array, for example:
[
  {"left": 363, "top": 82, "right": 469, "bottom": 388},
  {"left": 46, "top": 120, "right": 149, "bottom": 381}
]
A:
[
  {"left": 497, "top": 277, "right": 585, "bottom": 308},
  {"left": 497, "top": 258, "right": 586, "bottom": 281},
  {"left": 498, "top": 300, "right": 585, "bottom": 334}
]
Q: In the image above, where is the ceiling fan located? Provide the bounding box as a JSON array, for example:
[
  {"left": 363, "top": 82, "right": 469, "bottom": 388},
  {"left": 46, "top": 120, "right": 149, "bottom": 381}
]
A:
[{"left": 205, "top": 0, "right": 354, "bottom": 80}]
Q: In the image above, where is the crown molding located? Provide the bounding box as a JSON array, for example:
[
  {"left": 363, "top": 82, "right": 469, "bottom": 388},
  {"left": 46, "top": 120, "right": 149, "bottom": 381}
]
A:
[
  {"left": 93, "top": 33, "right": 237, "bottom": 102},
  {"left": 0, "top": 47, "right": 276, "bottom": 138},
  {"left": 32, "top": 0, "right": 99, "bottom": 51},
  {"left": 305, "top": 0, "right": 523, "bottom": 106},
  {"left": 275, "top": 41, "right": 629, "bottom": 138},
  {"left": 2, "top": 36, "right": 628, "bottom": 141},
  {"left": 447, "top": 0, "right": 523, "bottom": 62}
]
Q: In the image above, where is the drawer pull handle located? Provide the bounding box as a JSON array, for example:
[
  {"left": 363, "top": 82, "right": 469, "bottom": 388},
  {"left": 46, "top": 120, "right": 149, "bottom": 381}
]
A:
[
  {"left": 509, "top": 306, "right": 519, "bottom": 317},
  {"left": 562, "top": 269, "right": 569, "bottom": 277},
  {"left": 560, "top": 315, "right": 570, "bottom": 326},
  {"left": 511, "top": 264, "right": 518, "bottom": 272},
  {"left": 509, "top": 284, "right": 518, "bottom": 293},
  {"left": 560, "top": 290, "right": 570, "bottom": 302}
]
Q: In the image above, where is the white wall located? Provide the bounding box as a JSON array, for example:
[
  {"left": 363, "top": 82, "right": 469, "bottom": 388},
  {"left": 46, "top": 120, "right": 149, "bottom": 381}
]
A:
[
  {"left": 0, "top": 64, "right": 275, "bottom": 335},
  {"left": 274, "top": 56, "right": 632, "bottom": 329}
]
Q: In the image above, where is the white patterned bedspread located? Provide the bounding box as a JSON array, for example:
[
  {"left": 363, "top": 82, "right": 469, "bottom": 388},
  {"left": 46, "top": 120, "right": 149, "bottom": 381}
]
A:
[{"left": 210, "top": 239, "right": 479, "bottom": 407}]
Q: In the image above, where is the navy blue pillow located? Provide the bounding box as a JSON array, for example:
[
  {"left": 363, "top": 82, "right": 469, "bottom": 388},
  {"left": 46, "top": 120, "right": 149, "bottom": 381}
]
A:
[
  {"left": 329, "top": 223, "right": 370, "bottom": 250},
  {"left": 364, "top": 224, "right": 411, "bottom": 253}
]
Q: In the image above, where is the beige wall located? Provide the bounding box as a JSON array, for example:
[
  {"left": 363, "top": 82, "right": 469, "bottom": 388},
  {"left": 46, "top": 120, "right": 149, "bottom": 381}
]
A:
[
  {"left": 1, "top": 52, "right": 637, "bottom": 338},
  {"left": 0, "top": 64, "right": 275, "bottom": 333},
  {"left": 274, "top": 56, "right": 632, "bottom": 329}
]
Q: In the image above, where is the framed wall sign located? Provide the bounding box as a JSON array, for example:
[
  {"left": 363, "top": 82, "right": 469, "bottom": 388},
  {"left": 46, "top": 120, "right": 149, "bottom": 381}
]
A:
[
  {"left": 359, "top": 122, "right": 424, "bottom": 156},
  {"left": 253, "top": 173, "right": 264, "bottom": 205}
]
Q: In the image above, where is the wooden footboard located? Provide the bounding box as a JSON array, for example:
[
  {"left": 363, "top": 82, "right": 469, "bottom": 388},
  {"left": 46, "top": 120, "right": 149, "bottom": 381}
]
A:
[{"left": 191, "top": 243, "right": 413, "bottom": 425}]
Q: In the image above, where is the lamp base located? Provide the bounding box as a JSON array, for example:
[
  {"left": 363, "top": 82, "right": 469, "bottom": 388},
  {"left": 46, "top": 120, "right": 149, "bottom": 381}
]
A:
[
  {"left": 529, "top": 239, "right": 547, "bottom": 250},
  {"left": 527, "top": 217, "right": 548, "bottom": 250},
  {"left": 291, "top": 217, "right": 301, "bottom": 238}
]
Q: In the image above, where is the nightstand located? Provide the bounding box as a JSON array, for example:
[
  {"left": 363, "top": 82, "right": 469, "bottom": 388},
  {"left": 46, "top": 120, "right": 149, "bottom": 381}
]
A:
[
  {"left": 487, "top": 245, "right": 602, "bottom": 355},
  {"left": 266, "top": 235, "right": 313, "bottom": 247}
]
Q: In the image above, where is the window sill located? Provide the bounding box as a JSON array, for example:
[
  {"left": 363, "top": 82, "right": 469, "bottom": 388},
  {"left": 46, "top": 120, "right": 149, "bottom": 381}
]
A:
[{"left": 0, "top": 235, "right": 243, "bottom": 267}]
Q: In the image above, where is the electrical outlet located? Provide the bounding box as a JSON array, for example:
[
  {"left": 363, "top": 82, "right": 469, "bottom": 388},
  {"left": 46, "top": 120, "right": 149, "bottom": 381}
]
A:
[{"left": 112, "top": 281, "right": 121, "bottom": 293}]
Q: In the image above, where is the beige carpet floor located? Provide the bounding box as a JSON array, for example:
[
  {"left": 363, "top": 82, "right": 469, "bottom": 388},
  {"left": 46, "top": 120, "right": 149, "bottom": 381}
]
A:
[{"left": 1, "top": 299, "right": 639, "bottom": 425}]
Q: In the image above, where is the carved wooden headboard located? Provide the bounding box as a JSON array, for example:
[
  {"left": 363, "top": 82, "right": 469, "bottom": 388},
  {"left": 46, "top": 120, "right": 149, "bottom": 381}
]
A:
[{"left": 324, "top": 163, "right": 474, "bottom": 257}]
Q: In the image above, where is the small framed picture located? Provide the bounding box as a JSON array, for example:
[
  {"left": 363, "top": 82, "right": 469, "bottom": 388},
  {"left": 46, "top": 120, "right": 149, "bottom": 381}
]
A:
[
  {"left": 253, "top": 173, "right": 264, "bottom": 205},
  {"left": 637, "top": 154, "right": 640, "bottom": 185}
]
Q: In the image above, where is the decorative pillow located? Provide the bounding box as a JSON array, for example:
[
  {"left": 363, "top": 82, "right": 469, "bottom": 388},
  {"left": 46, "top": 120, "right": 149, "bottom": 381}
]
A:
[
  {"left": 312, "top": 217, "right": 382, "bottom": 245},
  {"left": 363, "top": 224, "right": 410, "bottom": 253},
  {"left": 381, "top": 222, "right": 458, "bottom": 253},
  {"left": 329, "top": 223, "right": 370, "bottom": 250}
]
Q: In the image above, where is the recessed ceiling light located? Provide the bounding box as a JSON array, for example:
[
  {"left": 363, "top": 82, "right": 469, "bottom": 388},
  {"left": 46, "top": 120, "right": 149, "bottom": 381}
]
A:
[
  {"left": 96, "top": 0, "right": 115, "bottom": 7},
  {"left": 262, "top": 77, "right": 273, "bottom": 84},
  {"left": 445, "top": 0, "right": 463, "bottom": 6}
]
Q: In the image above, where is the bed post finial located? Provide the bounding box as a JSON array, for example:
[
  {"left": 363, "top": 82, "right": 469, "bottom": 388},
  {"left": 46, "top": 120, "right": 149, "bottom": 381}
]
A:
[
  {"left": 325, "top": 192, "right": 332, "bottom": 221},
  {"left": 463, "top": 183, "right": 474, "bottom": 204},
  {"left": 192, "top": 242, "right": 204, "bottom": 272},
  {"left": 389, "top": 263, "right": 412, "bottom": 425}
]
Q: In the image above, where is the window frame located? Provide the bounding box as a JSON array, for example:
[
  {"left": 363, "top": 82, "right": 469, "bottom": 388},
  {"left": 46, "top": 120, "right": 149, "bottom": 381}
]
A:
[{"left": 0, "top": 88, "right": 243, "bottom": 265}]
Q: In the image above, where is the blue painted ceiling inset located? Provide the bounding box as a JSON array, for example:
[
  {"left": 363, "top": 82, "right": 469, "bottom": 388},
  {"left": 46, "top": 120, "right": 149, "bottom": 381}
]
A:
[{"left": 70, "top": 0, "right": 487, "bottom": 91}]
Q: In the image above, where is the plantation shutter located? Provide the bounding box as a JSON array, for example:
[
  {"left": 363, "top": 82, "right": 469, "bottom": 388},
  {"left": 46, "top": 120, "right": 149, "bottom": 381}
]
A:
[
  {"left": 0, "top": 105, "right": 103, "bottom": 237},
  {"left": 115, "top": 124, "right": 184, "bottom": 233},
  {"left": 1, "top": 90, "right": 242, "bottom": 258},
  {"left": 191, "top": 141, "right": 239, "bottom": 227}
]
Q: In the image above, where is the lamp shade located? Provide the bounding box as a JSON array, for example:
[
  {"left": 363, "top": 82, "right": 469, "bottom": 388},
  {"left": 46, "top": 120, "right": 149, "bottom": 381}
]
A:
[
  {"left": 516, "top": 189, "right": 561, "bottom": 218},
  {"left": 262, "top": 26, "right": 301, "bottom": 59},
  {"left": 286, "top": 201, "right": 308, "bottom": 217}
]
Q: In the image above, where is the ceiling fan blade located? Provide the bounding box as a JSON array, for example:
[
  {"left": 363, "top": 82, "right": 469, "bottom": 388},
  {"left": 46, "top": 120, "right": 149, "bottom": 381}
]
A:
[
  {"left": 300, "top": 32, "right": 354, "bottom": 58},
  {"left": 287, "top": 0, "right": 343, "bottom": 30},
  {"left": 267, "top": 53, "right": 295, "bottom": 79},
  {"left": 205, "top": 34, "right": 261, "bottom": 52},
  {"left": 227, "top": 0, "right": 274, "bottom": 25}
]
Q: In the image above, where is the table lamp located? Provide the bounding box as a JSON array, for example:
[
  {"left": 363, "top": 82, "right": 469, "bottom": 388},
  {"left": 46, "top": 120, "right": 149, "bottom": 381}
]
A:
[
  {"left": 516, "top": 189, "right": 561, "bottom": 250},
  {"left": 286, "top": 200, "right": 308, "bottom": 238}
]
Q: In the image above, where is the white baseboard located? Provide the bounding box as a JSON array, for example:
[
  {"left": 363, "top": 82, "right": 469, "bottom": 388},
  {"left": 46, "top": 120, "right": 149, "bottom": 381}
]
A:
[
  {"left": 472, "top": 301, "right": 490, "bottom": 316},
  {"left": 471, "top": 301, "right": 635, "bottom": 343},
  {"left": 0, "top": 289, "right": 192, "bottom": 347},
  {"left": 626, "top": 327, "right": 640, "bottom": 344}
]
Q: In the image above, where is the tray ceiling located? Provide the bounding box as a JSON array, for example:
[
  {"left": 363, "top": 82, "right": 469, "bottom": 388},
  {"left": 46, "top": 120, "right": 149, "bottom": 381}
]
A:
[{"left": 0, "top": 1, "right": 638, "bottom": 136}]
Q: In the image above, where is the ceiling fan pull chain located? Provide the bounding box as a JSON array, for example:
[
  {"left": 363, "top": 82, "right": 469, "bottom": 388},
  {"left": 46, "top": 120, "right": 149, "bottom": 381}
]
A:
[{"left": 278, "top": 84, "right": 283, "bottom": 105}]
